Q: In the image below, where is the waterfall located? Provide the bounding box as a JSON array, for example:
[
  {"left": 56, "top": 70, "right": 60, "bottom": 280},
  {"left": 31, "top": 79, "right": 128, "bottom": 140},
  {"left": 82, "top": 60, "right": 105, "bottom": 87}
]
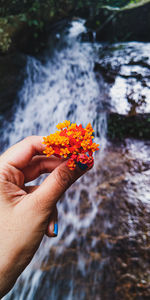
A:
[{"left": 2, "top": 19, "right": 107, "bottom": 300}]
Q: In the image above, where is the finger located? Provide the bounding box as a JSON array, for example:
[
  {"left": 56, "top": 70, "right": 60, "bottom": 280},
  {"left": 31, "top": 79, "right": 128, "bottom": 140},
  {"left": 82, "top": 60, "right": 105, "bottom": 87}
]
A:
[
  {"left": 0, "top": 136, "right": 45, "bottom": 169},
  {"left": 46, "top": 206, "right": 58, "bottom": 238},
  {"left": 24, "top": 186, "right": 39, "bottom": 193},
  {"left": 29, "top": 160, "right": 89, "bottom": 217},
  {"left": 23, "top": 156, "right": 64, "bottom": 183}
]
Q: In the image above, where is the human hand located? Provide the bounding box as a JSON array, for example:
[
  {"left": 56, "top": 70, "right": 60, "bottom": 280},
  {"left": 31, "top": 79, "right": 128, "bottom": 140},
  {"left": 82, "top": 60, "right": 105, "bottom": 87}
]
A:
[{"left": 0, "top": 136, "right": 90, "bottom": 297}]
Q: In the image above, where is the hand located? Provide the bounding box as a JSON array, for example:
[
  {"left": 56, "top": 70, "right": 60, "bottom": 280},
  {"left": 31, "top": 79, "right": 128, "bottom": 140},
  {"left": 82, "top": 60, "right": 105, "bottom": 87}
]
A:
[{"left": 0, "top": 136, "right": 89, "bottom": 297}]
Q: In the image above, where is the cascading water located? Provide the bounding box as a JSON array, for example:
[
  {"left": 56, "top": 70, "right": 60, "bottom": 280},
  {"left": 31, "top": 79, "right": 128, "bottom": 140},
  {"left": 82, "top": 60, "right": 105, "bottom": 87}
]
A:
[{"left": 2, "top": 19, "right": 107, "bottom": 300}]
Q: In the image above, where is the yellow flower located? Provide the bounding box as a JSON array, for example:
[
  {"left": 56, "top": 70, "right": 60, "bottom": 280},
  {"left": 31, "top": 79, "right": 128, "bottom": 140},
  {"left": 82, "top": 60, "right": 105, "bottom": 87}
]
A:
[
  {"left": 43, "top": 120, "right": 99, "bottom": 170},
  {"left": 56, "top": 120, "right": 70, "bottom": 130}
]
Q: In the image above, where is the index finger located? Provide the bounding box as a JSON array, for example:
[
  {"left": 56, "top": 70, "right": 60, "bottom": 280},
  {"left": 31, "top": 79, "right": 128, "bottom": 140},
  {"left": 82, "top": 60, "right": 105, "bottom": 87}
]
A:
[{"left": 0, "top": 136, "right": 45, "bottom": 169}]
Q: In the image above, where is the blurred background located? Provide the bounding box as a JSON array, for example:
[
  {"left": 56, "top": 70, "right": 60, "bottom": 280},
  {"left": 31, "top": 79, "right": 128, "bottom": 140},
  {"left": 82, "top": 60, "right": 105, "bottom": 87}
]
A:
[{"left": 0, "top": 0, "right": 150, "bottom": 299}]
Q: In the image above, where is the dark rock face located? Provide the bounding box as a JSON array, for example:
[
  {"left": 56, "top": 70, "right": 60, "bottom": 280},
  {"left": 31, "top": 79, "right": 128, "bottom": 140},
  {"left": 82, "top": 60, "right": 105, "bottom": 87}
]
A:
[
  {"left": 13, "top": 20, "right": 67, "bottom": 57},
  {"left": 95, "top": 2, "right": 150, "bottom": 43},
  {"left": 78, "top": 30, "right": 94, "bottom": 43},
  {"left": 0, "top": 53, "right": 26, "bottom": 118},
  {"left": 108, "top": 113, "right": 150, "bottom": 141}
]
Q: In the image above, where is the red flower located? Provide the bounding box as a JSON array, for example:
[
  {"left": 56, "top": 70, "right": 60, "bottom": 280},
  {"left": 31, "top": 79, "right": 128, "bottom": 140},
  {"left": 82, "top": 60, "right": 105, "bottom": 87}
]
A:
[{"left": 43, "top": 120, "right": 99, "bottom": 170}]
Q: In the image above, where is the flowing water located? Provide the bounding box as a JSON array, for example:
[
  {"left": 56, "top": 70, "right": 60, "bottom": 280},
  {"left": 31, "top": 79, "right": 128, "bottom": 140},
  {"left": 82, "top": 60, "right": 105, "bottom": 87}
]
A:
[
  {"left": 1, "top": 19, "right": 150, "bottom": 300},
  {"left": 2, "top": 19, "right": 107, "bottom": 300}
]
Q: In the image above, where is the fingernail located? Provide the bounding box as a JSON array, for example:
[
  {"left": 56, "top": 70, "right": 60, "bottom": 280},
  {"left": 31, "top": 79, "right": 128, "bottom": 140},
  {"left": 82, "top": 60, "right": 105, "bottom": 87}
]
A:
[
  {"left": 53, "top": 223, "right": 58, "bottom": 236},
  {"left": 77, "top": 161, "right": 88, "bottom": 171}
]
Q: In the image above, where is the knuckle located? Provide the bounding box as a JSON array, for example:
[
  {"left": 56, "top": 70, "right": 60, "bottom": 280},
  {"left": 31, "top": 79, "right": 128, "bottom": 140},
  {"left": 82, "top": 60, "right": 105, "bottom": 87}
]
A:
[
  {"left": 32, "top": 194, "right": 48, "bottom": 216},
  {"left": 55, "top": 167, "right": 73, "bottom": 190},
  {"left": 24, "top": 136, "right": 33, "bottom": 143},
  {"left": 0, "top": 164, "right": 10, "bottom": 182},
  {"left": 39, "top": 160, "right": 49, "bottom": 175},
  {"left": 24, "top": 135, "right": 38, "bottom": 144},
  {"left": 0, "top": 164, "right": 24, "bottom": 187}
]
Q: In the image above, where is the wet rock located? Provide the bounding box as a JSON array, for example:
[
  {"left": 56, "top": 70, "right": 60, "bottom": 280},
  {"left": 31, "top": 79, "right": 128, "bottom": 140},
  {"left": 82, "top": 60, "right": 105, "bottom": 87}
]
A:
[
  {"left": 108, "top": 113, "right": 150, "bottom": 141},
  {"left": 35, "top": 140, "right": 150, "bottom": 300},
  {"left": 120, "top": 273, "right": 137, "bottom": 283},
  {"left": 78, "top": 189, "right": 92, "bottom": 215},
  {"left": 78, "top": 30, "right": 94, "bottom": 43},
  {"left": 94, "top": 61, "right": 118, "bottom": 83},
  {"left": 94, "top": 42, "right": 150, "bottom": 116},
  {"left": 94, "top": 2, "right": 150, "bottom": 43}
]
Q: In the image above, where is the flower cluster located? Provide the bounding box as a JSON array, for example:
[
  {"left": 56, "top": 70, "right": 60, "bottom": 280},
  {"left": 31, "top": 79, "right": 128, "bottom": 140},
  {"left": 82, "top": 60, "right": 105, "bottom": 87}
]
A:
[{"left": 43, "top": 120, "right": 99, "bottom": 170}]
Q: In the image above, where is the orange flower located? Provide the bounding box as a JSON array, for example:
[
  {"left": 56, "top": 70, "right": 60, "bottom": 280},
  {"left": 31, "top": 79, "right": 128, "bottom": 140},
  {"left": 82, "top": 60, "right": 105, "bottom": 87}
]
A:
[{"left": 43, "top": 120, "right": 99, "bottom": 170}]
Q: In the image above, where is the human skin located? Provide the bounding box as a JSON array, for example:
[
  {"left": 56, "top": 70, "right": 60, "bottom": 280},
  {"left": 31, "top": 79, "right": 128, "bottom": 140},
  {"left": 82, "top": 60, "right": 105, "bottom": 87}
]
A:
[{"left": 0, "top": 136, "right": 89, "bottom": 298}]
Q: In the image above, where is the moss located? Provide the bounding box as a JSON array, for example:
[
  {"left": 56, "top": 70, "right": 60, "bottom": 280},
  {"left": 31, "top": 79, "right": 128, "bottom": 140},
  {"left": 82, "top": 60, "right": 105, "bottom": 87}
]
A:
[
  {"left": 0, "top": 18, "right": 12, "bottom": 52},
  {"left": 0, "top": 15, "right": 27, "bottom": 53}
]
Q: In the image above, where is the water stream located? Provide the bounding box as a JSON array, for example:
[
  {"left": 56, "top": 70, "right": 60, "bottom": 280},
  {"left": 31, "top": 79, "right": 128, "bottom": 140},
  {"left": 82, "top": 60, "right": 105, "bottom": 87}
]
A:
[{"left": 1, "top": 18, "right": 150, "bottom": 300}]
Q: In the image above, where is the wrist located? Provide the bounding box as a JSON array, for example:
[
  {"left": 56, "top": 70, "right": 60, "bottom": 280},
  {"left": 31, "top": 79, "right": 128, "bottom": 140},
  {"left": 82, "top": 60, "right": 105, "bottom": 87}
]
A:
[
  {"left": 0, "top": 266, "right": 17, "bottom": 298},
  {"left": 0, "top": 248, "right": 24, "bottom": 298}
]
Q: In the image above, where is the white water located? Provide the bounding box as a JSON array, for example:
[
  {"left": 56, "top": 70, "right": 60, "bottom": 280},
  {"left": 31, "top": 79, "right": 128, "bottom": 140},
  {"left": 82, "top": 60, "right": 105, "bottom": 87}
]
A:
[
  {"left": 2, "top": 19, "right": 107, "bottom": 300},
  {"left": 101, "top": 42, "right": 150, "bottom": 115}
]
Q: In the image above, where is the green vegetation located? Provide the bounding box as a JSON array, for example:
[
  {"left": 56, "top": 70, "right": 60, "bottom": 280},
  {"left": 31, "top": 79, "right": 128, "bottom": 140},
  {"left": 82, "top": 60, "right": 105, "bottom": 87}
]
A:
[
  {"left": 0, "top": 19, "right": 11, "bottom": 52},
  {"left": 0, "top": 0, "right": 146, "bottom": 53},
  {"left": 0, "top": 0, "right": 74, "bottom": 53}
]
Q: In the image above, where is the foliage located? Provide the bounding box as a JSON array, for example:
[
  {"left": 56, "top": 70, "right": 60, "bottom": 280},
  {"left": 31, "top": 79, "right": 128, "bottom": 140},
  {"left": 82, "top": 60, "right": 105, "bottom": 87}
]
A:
[
  {"left": 0, "top": 18, "right": 11, "bottom": 52},
  {"left": 0, "top": 0, "right": 145, "bottom": 53},
  {"left": 0, "top": 0, "right": 142, "bottom": 18}
]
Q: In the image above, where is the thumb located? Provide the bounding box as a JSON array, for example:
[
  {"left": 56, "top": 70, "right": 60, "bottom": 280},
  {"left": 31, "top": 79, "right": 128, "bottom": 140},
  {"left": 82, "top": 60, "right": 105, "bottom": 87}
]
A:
[
  {"left": 46, "top": 206, "right": 58, "bottom": 238},
  {"left": 29, "top": 160, "right": 88, "bottom": 217}
]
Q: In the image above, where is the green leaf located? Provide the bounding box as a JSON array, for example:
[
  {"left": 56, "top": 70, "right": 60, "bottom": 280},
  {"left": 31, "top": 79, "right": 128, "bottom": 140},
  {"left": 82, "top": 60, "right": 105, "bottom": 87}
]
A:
[
  {"left": 32, "top": 20, "right": 39, "bottom": 26},
  {"left": 19, "top": 14, "right": 27, "bottom": 22}
]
